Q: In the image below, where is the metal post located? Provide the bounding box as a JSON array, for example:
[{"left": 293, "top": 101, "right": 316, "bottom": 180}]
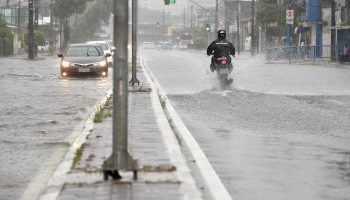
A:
[
  {"left": 215, "top": 0, "right": 218, "bottom": 32},
  {"left": 286, "top": 0, "right": 292, "bottom": 47},
  {"left": 103, "top": 0, "right": 137, "bottom": 181},
  {"left": 251, "top": 0, "right": 255, "bottom": 56},
  {"left": 129, "top": 0, "right": 140, "bottom": 86},
  {"left": 28, "top": 0, "right": 34, "bottom": 60},
  {"left": 287, "top": 24, "right": 291, "bottom": 46}
]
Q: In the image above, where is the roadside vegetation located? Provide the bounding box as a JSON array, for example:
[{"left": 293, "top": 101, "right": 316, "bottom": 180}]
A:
[
  {"left": 93, "top": 96, "right": 112, "bottom": 123},
  {"left": 0, "top": 17, "right": 14, "bottom": 56},
  {"left": 70, "top": 0, "right": 112, "bottom": 43}
]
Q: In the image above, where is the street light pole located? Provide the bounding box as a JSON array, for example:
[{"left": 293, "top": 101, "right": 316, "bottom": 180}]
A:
[{"left": 103, "top": 0, "right": 137, "bottom": 181}]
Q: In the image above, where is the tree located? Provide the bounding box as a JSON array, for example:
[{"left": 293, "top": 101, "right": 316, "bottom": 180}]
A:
[
  {"left": 257, "top": 0, "right": 288, "bottom": 46},
  {"left": 0, "top": 17, "right": 14, "bottom": 56},
  {"left": 70, "top": 0, "right": 112, "bottom": 42},
  {"left": 24, "top": 31, "right": 46, "bottom": 46},
  {"left": 51, "top": 0, "right": 92, "bottom": 50}
]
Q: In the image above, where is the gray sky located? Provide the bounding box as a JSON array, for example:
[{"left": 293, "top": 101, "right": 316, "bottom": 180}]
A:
[{"left": 139, "top": 0, "right": 216, "bottom": 15}]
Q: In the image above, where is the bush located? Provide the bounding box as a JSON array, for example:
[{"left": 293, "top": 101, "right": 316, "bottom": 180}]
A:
[
  {"left": 24, "top": 30, "right": 46, "bottom": 46},
  {"left": 0, "top": 18, "right": 14, "bottom": 56}
]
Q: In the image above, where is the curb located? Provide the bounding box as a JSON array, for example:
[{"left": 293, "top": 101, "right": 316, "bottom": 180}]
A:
[
  {"left": 141, "top": 59, "right": 233, "bottom": 200},
  {"left": 34, "top": 89, "right": 113, "bottom": 200},
  {"left": 141, "top": 60, "right": 203, "bottom": 200}
]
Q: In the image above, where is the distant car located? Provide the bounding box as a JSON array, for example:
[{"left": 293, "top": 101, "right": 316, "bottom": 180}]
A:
[
  {"left": 58, "top": 44, "right": 110, "bottom": 77},
  {"left": 142, "top": 42, "right": 156, "bottom": 49},
  {"left": 38, "top": 41, "right": 49, "bottom": 52},
  {"left": 86, "top": 41, "right": 113, "bottom": 67},
  {"left": 161, "top": 42, "right": 173, "bottom": 50}
]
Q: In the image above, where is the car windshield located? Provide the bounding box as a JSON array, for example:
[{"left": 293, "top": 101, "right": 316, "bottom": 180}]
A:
[
  {"left": 88, "top": 42, "right": 109, "bottom": 50},
  {"left": 66, "top": 46, "right": 102, "bottom": 57},
  {"left": 99, "top": 43, "right": 109, "bottom": 50}
]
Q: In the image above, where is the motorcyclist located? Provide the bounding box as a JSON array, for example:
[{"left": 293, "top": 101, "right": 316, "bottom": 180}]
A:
[{"left": 207, "top": 30, "right": 235, "bottom": 72}]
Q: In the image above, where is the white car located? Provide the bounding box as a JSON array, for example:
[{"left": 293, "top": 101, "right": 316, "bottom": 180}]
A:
[
  {"left": 142, "top": 42, "right": 156, "bottom": 49},
  {"left": 38, "top": 41, "right": 49, "bottom": 52},
  {"left": 86, "top": 41, "right": 113, "bottom": 67}
]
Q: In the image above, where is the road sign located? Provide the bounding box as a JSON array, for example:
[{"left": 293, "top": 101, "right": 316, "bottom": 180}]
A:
[
  {"left": 164, "top": 0, "right": 176, "bottom": 5},
  {"left": 286, "top": 10, "right": 294, "bottom": 25}
]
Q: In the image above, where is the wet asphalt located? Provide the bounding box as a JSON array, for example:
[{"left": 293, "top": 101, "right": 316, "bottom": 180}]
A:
[
  {"left": 140, "top": 49, "right": 350, "bottom": 200},
  {"left": 0, "top": 56, "right": 112, "bottom": 200}
]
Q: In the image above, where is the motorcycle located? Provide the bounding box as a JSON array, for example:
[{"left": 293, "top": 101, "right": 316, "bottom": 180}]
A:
[{"left": 211, "top": 55, "right": 233, "bottom": 90}]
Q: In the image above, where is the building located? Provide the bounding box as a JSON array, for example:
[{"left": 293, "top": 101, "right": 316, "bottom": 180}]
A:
[{"left": 0, "top": 0, "right": 29, "bottom": 55}]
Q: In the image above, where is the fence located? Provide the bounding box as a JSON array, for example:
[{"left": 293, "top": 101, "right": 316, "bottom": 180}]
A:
[{"left": 264, "top": 45, "right": 338, "bottom": 64}]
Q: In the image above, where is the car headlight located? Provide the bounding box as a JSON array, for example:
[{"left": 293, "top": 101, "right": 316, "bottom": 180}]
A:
[
  {"left": 61, "top": 61, "right": 71, "bottom": 68},
  {"left": 96, "top": 61, "right": 107, "bottom": 67}
]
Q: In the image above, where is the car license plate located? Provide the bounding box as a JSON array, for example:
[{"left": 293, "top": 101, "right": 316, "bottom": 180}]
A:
[
  {"left": 219, "top": 68, "right": 228, "bottom": 74},
  {"left": 78, "top": 68, "right": 90, "bottom": 72}
]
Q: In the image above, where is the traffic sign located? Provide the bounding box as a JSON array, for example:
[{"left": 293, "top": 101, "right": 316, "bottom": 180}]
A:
[
  {"left": 286, "top": 10, "right": 294, "bottom": 25},
  {"left": 164, "top": 0, "right": 176, "bottom": 5}
]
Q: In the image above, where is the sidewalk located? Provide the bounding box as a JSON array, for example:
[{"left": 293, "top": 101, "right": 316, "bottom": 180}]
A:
[{"left": 38, "top": 64, "right": 203, "bottom": 200}]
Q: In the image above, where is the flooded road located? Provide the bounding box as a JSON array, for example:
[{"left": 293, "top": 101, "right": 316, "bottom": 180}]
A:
[
  {"left": 0, "top": 57, "right": 112, "bottom": 200},
  {"left": 141, "top": 49, "right": 350, "bottom": 200}
]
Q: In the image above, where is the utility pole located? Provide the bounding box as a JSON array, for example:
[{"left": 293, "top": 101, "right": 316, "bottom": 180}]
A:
[
  {"left": 162, "top": 9, "right": 165, "bottom": 42},
  {"left": 183, "top": 7, "right": 186, "bottom": 31},
  {"left": 28, "top": 0, "right": 34, "bottom": 60},
  {"left": 251, "top": 0, "right": 255, "bottom": 56},
  {"left": 190, "top": 5, "right": 193, "bottom": 31},
  {"left": 129, "top": 0, "right": 140, "bottom": 86},
  {"left": 103, "top": 0, "right": 137, "bottom": 180},
  {"left": 215, "top": 0, "right": 219, "bottom": 32},
  {"left": 224, "top": 1, "right": 229, "bottom": 39},
  {"left": 17, "top": 0, "right": 22, "bottom": 55},
  {"left": 49, "top": 0, "right": 54, "bottom": 55},
  {"left": 236, "top": 0, "right": 240, "bottom": 54},
  {"left": 34, "top": 0, "right": 39, "bottom": 57},
  {"left": 331, "top": 0, "right": 336, "bottom": 61}
]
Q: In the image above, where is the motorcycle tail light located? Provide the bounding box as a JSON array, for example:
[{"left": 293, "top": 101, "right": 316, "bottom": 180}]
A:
[{"left": 221, "top": 60, "right": 227, "bottom": 65}]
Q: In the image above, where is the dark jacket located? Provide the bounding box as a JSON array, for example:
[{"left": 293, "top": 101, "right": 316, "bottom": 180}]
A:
[{"left": 207, "top": 38, "right": 235, "bottom": 58}]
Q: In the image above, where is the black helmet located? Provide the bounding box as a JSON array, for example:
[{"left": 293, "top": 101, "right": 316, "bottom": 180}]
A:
[{"left": 217, "top": 30, "right": 226, "bottom": 40}]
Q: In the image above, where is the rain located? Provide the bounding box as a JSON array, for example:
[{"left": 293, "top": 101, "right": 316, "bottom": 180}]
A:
[{"left": 0, "top": 0, "right": 350, "bottom": 200}]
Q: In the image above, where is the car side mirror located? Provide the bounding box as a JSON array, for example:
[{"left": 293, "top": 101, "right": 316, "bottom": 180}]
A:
[
  {"left": 105, "top": 53, "right": 112, "bottom": 57},
  {"left": 58, "top": 53, "right": 63, "bottom": 58}
]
